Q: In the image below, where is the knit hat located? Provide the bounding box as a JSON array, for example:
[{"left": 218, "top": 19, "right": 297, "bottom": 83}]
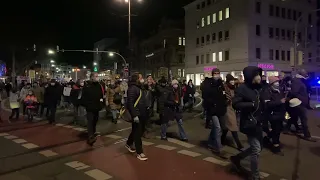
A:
[
  {"left": 50, "top": 79, "right": 56, "bottom": 83},
  {"left": 268, "top": 76, "right": 279, "bottom": 84},
  {"left": 226, "top": 74, "right": 235, "bottom": 83},
  {"left": 171, "top": 79, "right": 179, "bottom": 85},
  {"left": 212, "top": 68, "right": 220, "bottom": 74}
]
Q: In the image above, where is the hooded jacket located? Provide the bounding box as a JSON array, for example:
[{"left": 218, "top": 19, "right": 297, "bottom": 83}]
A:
[
  {"left": 261, "top": 85, "right": 286, "bottom": 121},
  {"left": 232, "top": 66, "right": 263, "bottom": 136},
  {"left": 81, "top": 81, "right": 104, "bottom": 112}
]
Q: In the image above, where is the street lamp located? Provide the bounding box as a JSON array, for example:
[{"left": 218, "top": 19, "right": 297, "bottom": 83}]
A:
[
  {"left": 50, "top": 60, "right": 55, "bottom": 63},
  {"left": 109, "top": 52, "right": 114, "bottom": 57},
  {"left": 83, "top": 65, "right": 87, "bottom": 69},
  {"left": 48, "top": 49, "right": 55, "bottom": 55},
  {"left": 93, "top": 62, "right": 97, "bottom": 66},
  {"left": 51, "top": 64, "right": 55, "bottom": 67}
]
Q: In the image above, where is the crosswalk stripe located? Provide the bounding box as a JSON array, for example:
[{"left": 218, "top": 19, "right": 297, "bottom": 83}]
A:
[
  {"left": 84, "top": 169, "right": 113, "bottom": 180},
  {"left": 4, "top": 135, "right": 18, "bottom": 139},
  {"left": 65, "top": 161, "right": 88, "bottom": 169},
  {"left": 203, "top": 157, "right": 230, "bottom": 166},
  {"left": 55, "top": 123, "right": 65, "bottom": 126},
  {"left": 155, "top": 144, "right": 177, "bottom": 151},
  {"left": 105, "top": 134, "right": 122, "bottom": 139},
  {"left": 142, "top": 141, "right": 154, "bottom": 146},
  {"left": 64, "top": 125, "right": 74, "bottom": 128},
  {"left": 13, "top": 139, "right": 27, "bottom": 144},
  {"left": 178, "top": 150, "right": 201, "bottom": 157},
  {"left": 167, "top": 138, "right": 195, "bottom": 148},
  {"left": 0, "top": 133, "right": 9, "bottom": 137},
  {"left": 260, "top": 172, "right": 270, "bottom": 178},
  {"left": 22, "top": 143, "right": 39, "bottom": 149},
  {"left": 39, "top": 150, "right": 58, "bottom": 157},
  {"left": 73, "top": 127, "right": 86, "bottom": 132}
]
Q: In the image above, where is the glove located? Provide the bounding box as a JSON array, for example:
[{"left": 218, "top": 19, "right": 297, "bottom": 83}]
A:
[
  {"left": 133, "top": 116, "right": 139, "bottom": 123},
  {"left": 189, "top": 94, "right": 192, "bottom": 97}
]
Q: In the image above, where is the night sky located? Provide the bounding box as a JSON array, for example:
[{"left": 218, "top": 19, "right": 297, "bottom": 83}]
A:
[{"left": 0, "top": 0, "right": 194, "bottom": 67}]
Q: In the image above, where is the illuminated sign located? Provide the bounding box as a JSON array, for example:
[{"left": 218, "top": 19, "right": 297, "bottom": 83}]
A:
[
  {"left": 258, "top": 63, "right": 274, "bottom": 70},
  {"left": 146, "top": 53, "right": 154, "bottom": 58},
  {"left": 203, "top": 66, "right": 217, "bottom": 72}
]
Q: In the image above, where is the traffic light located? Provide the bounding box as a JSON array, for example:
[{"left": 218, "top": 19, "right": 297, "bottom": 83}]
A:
[{"left": 94, "top": 66, "right": 98, "bottom": 72}]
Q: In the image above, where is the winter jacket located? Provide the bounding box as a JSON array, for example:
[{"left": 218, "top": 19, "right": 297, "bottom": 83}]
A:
[
  {"left": 290, "top": 74, "right": 309, "bottom": 107},
  {"left": 183, "top": 85, "right": 196, "bottom": 103},
  {"left": 202, "top": 78, "right": 227, "bottom": 117},
  {"left": 232, "top": 66, "right": 263, "bottom": 136},
  {"left": 33, "top": 87, "right": 45, "bottom": 103},
  {"left": 81, "top": 81, "right": 104, "bottom": 112},
  {"left": 44, "top": 84, "right": 62, "bottom": 106},
  {"left": 106, "top": 86, "right": 123, "bottom": 110},
  {"left": 127, "top": 82, "right": 147, "bottom": 118},
  {"left": 156, "top": 85, "right": 172, "bottom": 114},
  {"left": 9, "top": 92, "right": 20, "bottom": 109},
  {"left": 20, "top": 87, "right": 30, "bottom": 101},
  {"left": 162, "top": 87, "right": 183, "bottom": 122},
  {"left": 261, "top": 86, "right": 286, "bottom": 121}
]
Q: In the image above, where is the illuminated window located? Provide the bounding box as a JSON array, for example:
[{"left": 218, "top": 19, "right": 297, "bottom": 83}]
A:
[
  {"left": 218, "top": 51, "right": 223, "bottom": 61},
  {"left": 178, "top": 37, "right": 182, "bottom": 45},
  {"left": 201, "top": 17, "right": 205, "bottom": 27},
  {"left": 212, "top": 52, "right": 216, "bottom": 62},
  {"left": 207, "top": 15, "right": 211, "bottom": 25},
  {"left": 225, "top": 8, "right": 230, "bottom": 19},
  {"left": 183, "top": 37, "right": 186, "bottom": 46},
  {"left": 178, "top": 69, "right": 182, "bottom": 77},
  {"left": 212, "top": 13, "right": 216, "bottom": 23},
  {"left": 219, "top": 10, "right": 223, "bottom": 21}
]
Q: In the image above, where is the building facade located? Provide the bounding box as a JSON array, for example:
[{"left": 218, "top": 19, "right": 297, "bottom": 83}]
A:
[
  {"left": 141, "top": 26, "right": 186, "bottom": 80},
  {"left": 184, "top": 0, "right": 319, "bottom": 85}
]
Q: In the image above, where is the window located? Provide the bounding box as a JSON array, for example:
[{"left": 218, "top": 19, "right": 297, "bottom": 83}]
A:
[
  {"left": 287, "top": 51, "right": 290, "bottom": 61},
  {"left": 281, "top": 29, "right": 285, "bottom": 40},
  {"left": 269, "top": 27, "right": 274, "bottom": 38},
  {"left": 206, "top": 54, "right": 210, "bottom": 63},
  {"left": 201, "top": 17, "right": 205, "bottom": 27},
  {"left": 218, "top": 51, "right": 223, "bottom": 61},
  {"left": 207, "top": 15, "right": 211, "bottom": 25},
  {"left": 197, "top": 4, "right": 200, "bottom": 10},
  {"left": 256, "top": 25, "right": 261, "bottom": 36},
  {"left": 293, "top": 10, "right": 297, "bottom": 20},
  {"left": 308, "top": 33, "right": 312, "bottom": 41},
  {"left": 206, "top": 34, "right": 210, "bottom": 43},
  {"left": 225, "top": 30, "right": 229, "bottom": 40},
  {"left": 287, "top": 30, "right": 291, "bottom": 41},
  {"left": 275, "top": 28, "right": 279, "bottom": 39},
  {"left": 201, "top": 55, "right": 204, "bottom": 64},
  {"left": 196, "top": 56, "right": 199, "bottom": 64},
  {"left": 207, "top": 0, "right": 211, "bottom": 5},
  {"left": 183, "top": 37, "right": 186, "bottom": 46},
  {"left": 269, "top": 5, "right": 274, "bottom": 16},
  {"left": 287, "top": 9, "right": 291, "bottom": 19},
  {"left": 196, "top": 21, "right": 200, "bottom": 29},
  {"left": 212, "top": 13, "right": 216, "bottom": 23},
  {"left": 298, "top": 11, "right": 302, "bottom": 21},
  {"left": 281, "top": 50, "right": 285, "bottom": 61},
  {"left": 308, "top": 53, "right": 312, "bottom": 62},
  {"left": 212, "top": 52, "right": 216, "bottom": 62},
  {"left": 256, "top": 48, "right": 261, "bottom": 59},
  {"left": 269, "top": 49, "right": 274, "bottom": 60},
  {"left": 218, "top": 31, "right": 223, "bottom": 41},
  {"left": 298, "top": 32, "right": 301, "bottom": 41},
  {"left": 202, "top": 1, "right": 205, "bottom": 8},
  {"left": 225, "top": 8, "right": 230, "bottom": 19},
  {"left": 308, "top": 14, "right": 312, "bottom": 24},
  {"left": 225, "top": 50, "right": 229, "bottom": 61},
  {"left": 178, "top": 69, "right": 182, "bottom": 77},
  {"left": 219, "top": 10, "right": 223, "bottom": 21},
  {"left": 212, "top": 33, "right": 216, "bottom": 43},
  {"left": 196, "top": 38, "right": 199, "bottom": 45},
  {"left": 201, "top": 36, "right": 205, "bottom": 44},
  {"left": 256, "top": 1, "right": 261, "bottom": 13},
  {"left": 281, "top": 8, "right": 286, "bottom": 18},
  {"left": 179, "top": 37, "right": 182, "bottom": 45},
  {"left": 275, "top": 6, "right": 279, "bottom": 17},
  {"left": 275, "top": 50, "right": 279, "bottom": 60}
]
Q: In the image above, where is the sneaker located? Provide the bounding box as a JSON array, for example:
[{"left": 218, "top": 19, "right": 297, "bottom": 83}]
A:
[
  {"left": 271, "top": 146, "right": 284, "bottom": 156},
  {"left": 211, "top": 149, "right": 228, "bottom": 159},
  {"left": 94, "top": 132, "right": 101, "bottom": 137},
  {"left": 125, "top": 144, "right": 136, "bottom": 153},
  {"left": 87, "top": 136, "right": 97, "bottom": 146},
  {"left": 137, "top": 153, "right": 148, "bottom": 161},
  {"left": 161, "top": 137, "right": 168, "bottom": 141},
  {"left": 230, "top": 156, "right": 242, "bottom": 172},
  {"left": 181, "top": 138, "right": 188, "bottom": 142}
]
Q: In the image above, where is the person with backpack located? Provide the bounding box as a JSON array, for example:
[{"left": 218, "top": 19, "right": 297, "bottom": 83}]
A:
[
  {"left": 125, "top": 73, "right": 148, "bottom": 161},
  {"left": 106, "top": 80, "right": 123, "bottom": 124}
]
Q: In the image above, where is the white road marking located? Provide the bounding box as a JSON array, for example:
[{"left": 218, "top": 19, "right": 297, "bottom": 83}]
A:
[
  {"left": 73, "top": 127, "right": 86, "bottom": 132},
  {"left": 259, "top": 172, "right": 270, "bottom": 178},
  {"left": 13, "top": 139, "right": 27, "bottom": 144},
  {"left": 4, "top": 135, "right": 18, "bottom": 139},
  {"left": 311, "top": 135, "right": 320, "bottom": 139},
  {"left": 194, "top": 97, "right": 203, "bottom": 108},
  {"left": 178, "top": 150, "right": 201, "bottom": 157},
  {"left": 142, "top": 141, "right": 154, "bottom": 146},
  {"left": 193, "top": 113, "right": 203, "bottom": 118},
  {"left": 155, "top": 144, "right": 177, "bottom": 151},
  {"left": 0, "top": 133, "right": 9, "bottom": 137},
  {"left": 114, "top": 138, "right": 128, "bottom": 144},
  {"left": 75, "top": 165, "right": 90, "bottom": 170},
  {"left": 105, "top": 134, "right": 122, "bottom": 139},
  {"left": 85, "top": 169, "right": 113, "bottom": 180},
  {"left": 22, "top": 143, "right": 39, "bottom": 149},
  {"left": 64, "top": 125, "right": 74, "bottom": 128},
  {"left": 39, "top": 150, "right": 58, "bottom": 157},
  {"left": 203, "top": 157, "right": 230, "bottom": 166},
  {"left": 55, "top": 123, "right": 65, "bottom": 126},
  {"left": 167, "top": 138, "right": 195, "bottom": 148},
  {"left": 65, "top": 161, "right": 88, "bottom": 169},
  {"left": 114, "top": 127, "right": 131, "bottom": 132}
]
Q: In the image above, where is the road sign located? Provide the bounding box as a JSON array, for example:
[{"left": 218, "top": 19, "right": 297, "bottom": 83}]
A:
[{"left": 29, "top": 70, "right": 36, "bottom": 79}]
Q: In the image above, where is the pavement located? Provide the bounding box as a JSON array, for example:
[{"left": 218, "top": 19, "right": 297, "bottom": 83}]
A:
[{"left": 1, "top": 97, "right": 320, "bottom": 180}]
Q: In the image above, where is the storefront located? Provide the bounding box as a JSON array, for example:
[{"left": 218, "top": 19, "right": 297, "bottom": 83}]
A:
[{"left": 258, "top": 63, "right": 279, "bottom": 82}]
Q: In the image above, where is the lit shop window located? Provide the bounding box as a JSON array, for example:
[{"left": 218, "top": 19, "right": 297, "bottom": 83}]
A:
[
  {"left": 218, "top": 51, "right": 223, "bottom": 61},
  {"left": 178, "top": 69, "right": 182, "bottom": 77},
  {"left": 207, "top": 15, "right": 211, "bottom": 25},
  {"left": 225, "top": 8, "right": 230, "bottom": 19},
  {"left": 212, "top": 52, "right": 216, "bottom": 62},
  {"left": 183, "top": 37, "right": 186, "bottom": 46},
  {"left": 212, "top": 13, "right": 216, "bottom": 23},
  {"left": 182, "top": 69, "right": 185, "bottom": 77},
  {"left": 195, "top": 74, "right": 201, "bottom": 86},
  {"left": 219, "top": 10, "right": 223, "bottom": 21},
  {"left": 179, "top": 37, "right": 182, "bottom": 45},
  {"left": 201, "top": 17, "right": 205, "bottom": 27}
]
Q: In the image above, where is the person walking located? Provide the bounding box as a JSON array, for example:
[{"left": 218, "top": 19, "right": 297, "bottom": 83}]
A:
[
  {"left": 20, "top": 83, "right": 31, "bottom": 116},
  {"left": 106, "top": 80, "right": 123, "bottom": 124},
  {"left": 125, "top": 73, "right": 148, "bottom": 161},
  {"left": 9, "top": 88, "right": 20, "bottom": 122},
  {"left": 45, "top": 79, "right": 61, "bottom": 124},
  {"left": 81, "top": 73, "right": 104, "bottom": 146},
  {"left": 221, "top": 74, "right": 244, "bottom": 151},
  {"left": 231, "top": 66, "right": 264, "bottom": 180},
  {"left": 183, "top": 80, "right": 195, "bottom": 112},
  {"left": 32, "top": 82, "right": 45, "bottom": 117},
  {"left": 71, "top": 79, "right": 86, "bottom": 125}
]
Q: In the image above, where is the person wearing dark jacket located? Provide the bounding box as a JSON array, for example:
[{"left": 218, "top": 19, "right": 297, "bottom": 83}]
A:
[
  {"left": 45, "top": 79, "right": 61, "bottom": 124},
  {"left": 125, "top": 73, "right": 148, "bottom": 161},
  {"left": 183, "top": 80, "right": 196, "bottom": 112},
  {"left": 156, "top": 77, "right": 170, "bottom": 125},
  {"left": 231, "top": 66, "right": 263, "bottom": 180},
  {"left": 81, "top": 73, "right": 104, "bottom": 146},
  {"left": 160, "top": 79, "right": 188, "bottom": 141},
  {"left": 288, "top": 69, "right": 316, "bottom": 142},
  {"left": 71, "top": 79, "right": 85, "bottom": 125},
  {"left": 261, "top": 76, "right": 286, "bottom": 155},
  {"left": 202, "top": 68, "right": 228, "bottom": 158}
]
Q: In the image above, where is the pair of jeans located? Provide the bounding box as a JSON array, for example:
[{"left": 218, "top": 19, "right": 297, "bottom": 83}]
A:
[
  {"left": 10, "top": 108, "right": 20, "bottom": 119},
  {"left": 269, "top": 120, "right": 283, "bottom": 145},
  {"left": 127, "top": 116, "right": 145, "bottom": 154},
  {"left": 208, "top": 116, "right": 223, "bottom": 151},
  {"left": 86, "top": 111, "right": 99, "bottom": 137},
  {"left": 235, "top": 136, "right": 262, "bottom": 180},
  {"left": 48, "top": 105, "right": 57, "bottom": 123},
  {"left": 160, "top": 119, "right": 187, "bottom": 140},
  {"left": 221, "top": 130, "right": 243, "bottom": 148},
  {"left": 289, "top": 106, "right": 311, "bottom": 137},
  {"left": 110, "top": 109, "right": 118, "bottom": 120}
]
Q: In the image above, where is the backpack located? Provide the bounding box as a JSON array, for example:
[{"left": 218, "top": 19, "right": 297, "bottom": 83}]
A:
[{"left": 113, "top": 92, "right": 122, "bottom": 105}]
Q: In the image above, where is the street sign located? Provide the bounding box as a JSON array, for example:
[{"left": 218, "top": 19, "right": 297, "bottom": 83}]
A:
[{"left": 29, "top": 70, "right": 36, "bottom": 79}]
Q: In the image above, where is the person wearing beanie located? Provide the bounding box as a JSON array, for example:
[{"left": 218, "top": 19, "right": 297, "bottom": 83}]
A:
[
  {"left": 159, "top": 79, "right": 188, "bottom": 141},
  {"left": 261, "top": 76, "right": 286, "bottom": 155},
  {"left": 221, "top": 74, "right": 244, "bottom": 151}
]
